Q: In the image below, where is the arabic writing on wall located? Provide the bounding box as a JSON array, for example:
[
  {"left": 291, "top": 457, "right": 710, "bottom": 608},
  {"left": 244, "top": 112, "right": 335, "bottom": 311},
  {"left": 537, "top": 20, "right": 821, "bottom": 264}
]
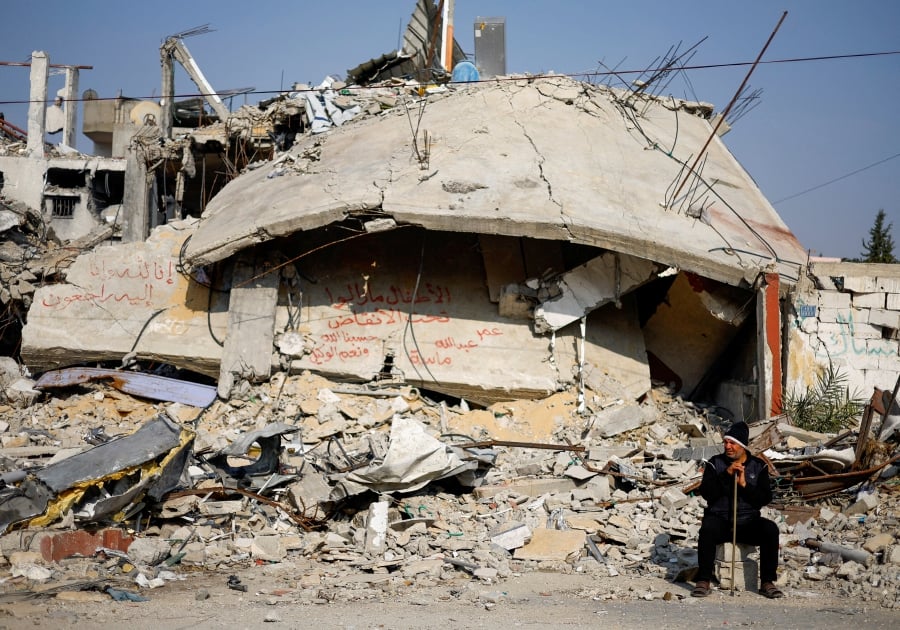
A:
[
  {"left": 308, "top": 282, "right": 503, "bottom": 367},
  {"left": 814, "top": 310, "right": 897, "bottom": 359},
  {"left": 40, "top": 257, "right": 176, "bottom": 311},
  {"left": 326, "top": 282, "right": 451, "bottom": 309}
]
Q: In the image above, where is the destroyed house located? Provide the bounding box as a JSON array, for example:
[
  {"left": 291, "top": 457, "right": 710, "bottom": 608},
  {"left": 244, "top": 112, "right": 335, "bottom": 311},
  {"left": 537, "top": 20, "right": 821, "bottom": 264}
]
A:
[
  {"left": 11, "top": 3, "right": 809, "bottom": 424},
  {"left": 149, "top": 74, "right": 808, "bottom": 419}
]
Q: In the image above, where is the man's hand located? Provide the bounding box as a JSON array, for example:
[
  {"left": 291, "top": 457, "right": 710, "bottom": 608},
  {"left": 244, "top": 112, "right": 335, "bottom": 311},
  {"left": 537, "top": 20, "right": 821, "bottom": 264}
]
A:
[{"left": 726, "top": 461, "right": 747, "bottom": 488}]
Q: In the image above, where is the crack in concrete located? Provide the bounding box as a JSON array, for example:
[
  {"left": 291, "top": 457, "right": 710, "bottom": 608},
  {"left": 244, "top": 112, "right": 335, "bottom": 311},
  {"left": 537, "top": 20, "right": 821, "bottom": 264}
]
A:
[{"left": 511, "top": 103, "right": 574, "bottom": 241}]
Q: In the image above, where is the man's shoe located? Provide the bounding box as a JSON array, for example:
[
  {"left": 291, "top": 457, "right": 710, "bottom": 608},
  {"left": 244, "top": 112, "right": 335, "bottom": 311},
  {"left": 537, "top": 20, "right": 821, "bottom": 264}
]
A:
[
  {"left": 760, "top": 582, "right": 784, "bottom": 599},
  {"left": 691, "top": 580, "right": 711, "bottom": 597}
]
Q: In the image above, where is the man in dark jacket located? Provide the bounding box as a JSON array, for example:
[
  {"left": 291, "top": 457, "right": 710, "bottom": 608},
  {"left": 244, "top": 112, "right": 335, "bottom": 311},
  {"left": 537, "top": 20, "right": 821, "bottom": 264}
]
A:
[{"left": 691, "top": 421, "right": 784, "bottom": 598}]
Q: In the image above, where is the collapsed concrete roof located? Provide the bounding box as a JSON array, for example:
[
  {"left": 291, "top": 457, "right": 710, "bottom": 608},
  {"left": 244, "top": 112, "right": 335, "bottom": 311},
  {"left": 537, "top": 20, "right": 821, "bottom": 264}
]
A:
[{"left": 182, "top": 75, "right": 806, "bottom": 290}]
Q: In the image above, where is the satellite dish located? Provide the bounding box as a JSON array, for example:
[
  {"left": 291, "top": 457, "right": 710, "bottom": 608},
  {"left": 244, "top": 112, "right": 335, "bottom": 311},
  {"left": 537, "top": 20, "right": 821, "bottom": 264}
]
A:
[{"left": 130, "top": 101, "right": 162, "bottom": 126}]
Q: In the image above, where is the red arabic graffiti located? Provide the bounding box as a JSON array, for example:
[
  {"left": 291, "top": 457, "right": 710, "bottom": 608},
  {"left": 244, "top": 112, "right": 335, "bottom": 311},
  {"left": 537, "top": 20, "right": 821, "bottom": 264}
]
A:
[
  {"left": 326, "top": 282, "right": 451, "bottom": 309},
  {"left": 40, "top": 283, "right": 155, "bottom": 310},
  {"left": 90, "top": 258, "right": 175, "bottom": 285},
  {"left": 326, "top": 308, "right": 451, "bottom": 329},
  {"left": 308, "top": 325, "right": 505, "bottom": 368},
  {"left": 41, "top": 257, "right": 178, "bottom": 311}
]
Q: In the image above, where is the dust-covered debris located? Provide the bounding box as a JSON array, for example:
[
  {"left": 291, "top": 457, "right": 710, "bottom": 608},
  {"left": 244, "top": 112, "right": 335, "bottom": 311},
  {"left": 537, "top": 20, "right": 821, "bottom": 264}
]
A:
[{"left": 0, "top": 367, "right": 896, "bottom": 608}]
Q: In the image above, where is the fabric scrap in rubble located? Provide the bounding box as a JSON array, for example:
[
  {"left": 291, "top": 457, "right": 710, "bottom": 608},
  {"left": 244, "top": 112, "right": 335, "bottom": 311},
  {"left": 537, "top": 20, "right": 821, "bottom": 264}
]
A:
[{"left": 330, "top": 416, "right": 476, "bottom": 500}]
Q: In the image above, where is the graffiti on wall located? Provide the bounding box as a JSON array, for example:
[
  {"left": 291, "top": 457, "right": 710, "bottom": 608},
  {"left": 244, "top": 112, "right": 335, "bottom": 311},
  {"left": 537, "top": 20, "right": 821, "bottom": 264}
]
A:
[
  {"left": 811, "top": 310, "right": 896, "bottom": 359},
  {"left": 40, "top": 257, "right": 177, "bottom": 311},
  {"left": 308, "top": 282, "right": 504, "bottom": 367}
]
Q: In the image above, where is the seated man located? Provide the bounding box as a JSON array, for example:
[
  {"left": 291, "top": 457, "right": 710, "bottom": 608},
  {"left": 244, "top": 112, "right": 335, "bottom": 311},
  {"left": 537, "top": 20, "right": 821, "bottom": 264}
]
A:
[{"left": 691, "top": 421, "right": 784, "bottom": 598}]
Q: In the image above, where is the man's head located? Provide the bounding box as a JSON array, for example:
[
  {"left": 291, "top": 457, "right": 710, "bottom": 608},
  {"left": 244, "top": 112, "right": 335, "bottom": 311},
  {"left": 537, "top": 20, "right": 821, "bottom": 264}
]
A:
[{"left": 723, "top": 421, "right": 750, "bottom": 460}]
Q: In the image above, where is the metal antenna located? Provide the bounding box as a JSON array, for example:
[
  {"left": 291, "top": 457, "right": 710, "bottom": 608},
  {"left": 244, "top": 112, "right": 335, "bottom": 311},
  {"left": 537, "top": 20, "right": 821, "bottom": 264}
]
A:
[{"left": 168, "top": 24, "right": 215, "bottom": 40}]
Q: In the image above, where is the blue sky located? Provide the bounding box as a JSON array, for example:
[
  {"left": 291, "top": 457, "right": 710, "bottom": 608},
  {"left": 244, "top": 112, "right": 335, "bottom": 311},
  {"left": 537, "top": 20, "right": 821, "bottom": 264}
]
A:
[{"left": 2, "top": 1, "right": 898, "bottom": 260}]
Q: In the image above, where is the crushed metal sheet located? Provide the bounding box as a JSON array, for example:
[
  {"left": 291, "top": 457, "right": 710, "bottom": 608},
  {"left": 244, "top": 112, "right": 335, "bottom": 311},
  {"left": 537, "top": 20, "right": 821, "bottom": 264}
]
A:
[
  {"left": 35, "top": 368, "right": 216, "bottom": 408},
  {"left": 0, "top": 415, "right": 193, "bottom": 533}
]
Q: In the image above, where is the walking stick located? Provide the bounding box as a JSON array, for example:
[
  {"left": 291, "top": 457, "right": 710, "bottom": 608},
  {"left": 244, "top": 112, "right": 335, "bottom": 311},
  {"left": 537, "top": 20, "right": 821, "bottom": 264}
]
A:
[{"left": 731, "top": 473, "right": 738, "bottom": 597}]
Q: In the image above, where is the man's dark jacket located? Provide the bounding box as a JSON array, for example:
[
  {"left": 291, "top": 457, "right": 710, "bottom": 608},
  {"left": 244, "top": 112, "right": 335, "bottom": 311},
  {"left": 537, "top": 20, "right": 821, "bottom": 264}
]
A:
[{"left": 698, "top": 452, "right": 772, "bottom": 524}]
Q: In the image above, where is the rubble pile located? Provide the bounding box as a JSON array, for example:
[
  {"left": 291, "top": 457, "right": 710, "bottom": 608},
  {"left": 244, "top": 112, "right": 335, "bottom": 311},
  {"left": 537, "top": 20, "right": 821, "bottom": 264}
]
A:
[
  {"left": 0, "top": 366, "right": 897, "bottom": 607},
  {"left": 0, "top": 195, "right": 112, "bottom": 358}
]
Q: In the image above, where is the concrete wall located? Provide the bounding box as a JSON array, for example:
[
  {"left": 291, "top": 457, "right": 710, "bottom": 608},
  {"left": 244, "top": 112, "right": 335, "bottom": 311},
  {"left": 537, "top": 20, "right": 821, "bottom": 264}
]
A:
[
  {"left": 21, "top": 219, "right": 227, "bottom": 376},
  {"left": 0, "top": 156, "right": 126, "bottom": 241},
  {"left": 0, "top": 157, "right": 45, "bottom": 209},
  {"left": 786, "top": 261, "right": 900, "bottom": 401}
]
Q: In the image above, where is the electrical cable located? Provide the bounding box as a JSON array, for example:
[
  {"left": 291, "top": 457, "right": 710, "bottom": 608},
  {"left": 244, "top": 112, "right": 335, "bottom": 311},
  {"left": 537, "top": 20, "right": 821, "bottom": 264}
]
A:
[
  {"left": 401, "top": 231, "right": 441, "bottom": 387},
  {"left": 3, "top": 49, "right": 899, "bottom": 107},
  {"left": 772, "top": 152, "right": 900, "bottom": 204}
]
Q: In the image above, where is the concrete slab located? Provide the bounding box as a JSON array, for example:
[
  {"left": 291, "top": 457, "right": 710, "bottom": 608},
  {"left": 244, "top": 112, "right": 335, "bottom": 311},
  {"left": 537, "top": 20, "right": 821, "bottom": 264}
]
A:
[
  {"left": 184, "top": 77, "right": 807, "bottom": 290},
  {"left": 513, "top": 528, "right": 585, "bottom": 561},
  {"left": 22, "top": 220, "right": 226, "bottom": 377}
]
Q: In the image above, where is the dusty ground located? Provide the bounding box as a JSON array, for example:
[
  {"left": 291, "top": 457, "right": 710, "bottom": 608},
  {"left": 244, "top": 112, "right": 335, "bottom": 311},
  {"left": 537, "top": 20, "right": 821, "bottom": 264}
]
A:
[{"left": 2, "top": 566, "right": 898, "bottom": 630}]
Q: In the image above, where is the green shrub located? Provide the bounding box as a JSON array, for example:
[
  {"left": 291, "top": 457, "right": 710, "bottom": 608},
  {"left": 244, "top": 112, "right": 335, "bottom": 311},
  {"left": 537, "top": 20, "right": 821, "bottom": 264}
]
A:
[{"left": 783, "top": 364, "right": 865, "bottom": 434}]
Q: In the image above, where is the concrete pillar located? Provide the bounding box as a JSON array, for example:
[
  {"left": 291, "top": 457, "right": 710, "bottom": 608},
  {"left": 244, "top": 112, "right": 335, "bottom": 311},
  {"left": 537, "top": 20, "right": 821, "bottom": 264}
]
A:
[
  {"left": 160, "top": 49, "right": 174, "bottom": 139},
  {"left": 62, "top": 67, "right": 79, "bottom": 149},
  {"left": 121, "top": 149, "right": 151, "bottom": 242},
  {"left": 27, "top": 51, "right": 49, "bottom": 158}
]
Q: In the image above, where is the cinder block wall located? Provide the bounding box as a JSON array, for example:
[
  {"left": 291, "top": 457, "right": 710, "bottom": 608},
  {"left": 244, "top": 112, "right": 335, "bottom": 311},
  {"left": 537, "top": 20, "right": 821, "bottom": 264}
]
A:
[{"left": 786, "top": 262, "right": 900, "bottom": 404}]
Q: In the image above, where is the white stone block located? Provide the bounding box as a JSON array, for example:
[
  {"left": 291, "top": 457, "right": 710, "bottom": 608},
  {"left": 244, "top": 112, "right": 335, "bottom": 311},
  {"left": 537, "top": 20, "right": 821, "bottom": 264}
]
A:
[
  {"left": 490, "top": 523, "right": 532, "bottom": 550},
  {"left": 852, "top": 292, "right": 886, "bottom": 308},
  {"left": 843, "top": 492, "right": 878, "bottom": 516},
  {"left": 660, "top": 488, "right": 689, "bottom": 510},
  {"left": 817, "top": 307, "right": 849, "bottom": 324},
  {"left": 365, "top": 500, "right": 389, "bottom": 554},
  {"left": 817, "top": 290, "right": 852, "bottom": 309},
  {"left": 876, "top": 276, "right": 900, "bottom": 293},
  {"left": 852, "top": 320, "right": 886, "bottom": 339},
  {"left": 843, "top": 276, "right": 878, "bottom": 292},
  {"left": 887, "top": 293, "right": 900, "bottom": 310},
  {"left": 716, "top": 542, "right": 755, "bottom": 563},
  {"left": 868, "top": 308, "right": 900, "bottom": 329},
  {"left": 715, "top": 558, "right": 758, "bottom": 591}
]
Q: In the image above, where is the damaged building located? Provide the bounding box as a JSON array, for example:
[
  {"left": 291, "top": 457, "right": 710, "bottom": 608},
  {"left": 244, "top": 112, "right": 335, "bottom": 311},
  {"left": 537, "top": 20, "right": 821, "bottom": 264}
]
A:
[
  {"left": 21, "top": 71, "right": 808, "bottom": 423},
  {"left": 0, "top": 0, "right": 899, "bottom": 612}
]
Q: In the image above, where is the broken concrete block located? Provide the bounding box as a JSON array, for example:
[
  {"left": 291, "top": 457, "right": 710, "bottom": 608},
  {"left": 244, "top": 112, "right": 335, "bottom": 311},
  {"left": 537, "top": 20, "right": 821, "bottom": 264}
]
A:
[
  {"left": 365, "top": 500, "right": 389, "bottom": 554},
  {"left": 888, "top": 545, "right": 900, "bottom": 565},
  {"left": 591, "top": 403, "right": 652, "bottom": 438},
  {"left": 583, "top": 475, "right": 611, "bottom": 502},
  {"left": 474, "top": 478, "right": 577, "bottom": 500},
  {"left": 660, "top": 488, "right": 689, "bottom": 510},
  {"left": 716, "top": 543, "right": 755, "bottom": 563},
  {"left": 862, "top": 533, "right": 895, "bottom": 553},
  {"left": 6, "top": 377, "right": 40, "bottom": 408},
  {"left": 564, "top": 515, "right": 601, "bottom": 533},
  {"left": 843, "top": 493, "right": 878, "bottom": 516},
  {"left": 533, "top": 253, "right": 657, "bottom": 333},
  {"left": 489, "top": 523, "right": 532, "bottom": 551},
  {"left": 401, "top": 558, "right": 444, "bottom": 578},
  {"left": 563, "top": 465, "right": 596, "bottom": 481},
  {"left": 513, "top": 528, "right": 585, "bottom": 561},
  {"left": 127, "top": 537, "right": 171, "bottom": 566},
  {"left": 715, "top": 558, "right": 758, "bottom": 591},
  {"left": 251, "top": 535, "right": 286, "bottom": 562},
  {"left": 287, "top": 471, "right": 333, "bottom": 517},
  {"left": 474, "top": 567, "right": 499, "bottom": 580},
  {"left": 199, "top": 500, "right": 244, "bottom": 516}
]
